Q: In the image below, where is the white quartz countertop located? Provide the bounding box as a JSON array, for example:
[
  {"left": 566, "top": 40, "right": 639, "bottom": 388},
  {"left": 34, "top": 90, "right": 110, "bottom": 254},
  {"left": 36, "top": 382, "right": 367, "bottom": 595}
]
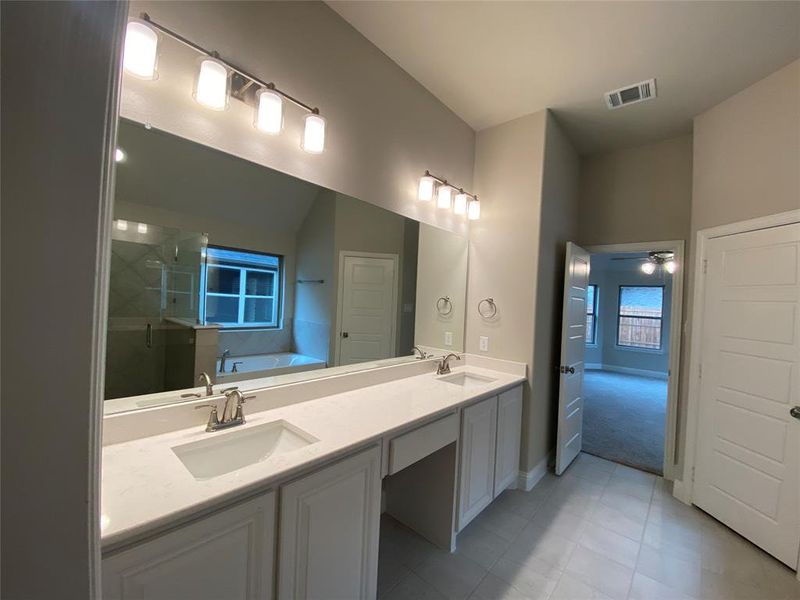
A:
[{"left": 101, "top": 364, "right": 525, "bottom": 550}]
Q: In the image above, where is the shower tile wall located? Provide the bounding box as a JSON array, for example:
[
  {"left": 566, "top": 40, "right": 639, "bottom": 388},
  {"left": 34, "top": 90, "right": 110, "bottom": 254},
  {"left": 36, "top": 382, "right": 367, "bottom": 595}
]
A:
[{"left": 218, "top": 321, "right": 293, "bottom": 357}]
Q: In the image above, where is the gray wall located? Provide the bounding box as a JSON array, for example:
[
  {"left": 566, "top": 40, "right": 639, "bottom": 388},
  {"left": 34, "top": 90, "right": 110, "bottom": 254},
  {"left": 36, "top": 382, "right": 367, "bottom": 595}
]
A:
[
  {"left": 467, "top": 110, "right": 580, "bottom": 473},
  {"left": 0, "top": 2, "right": 127, "bottom": 598},
  {"left": 677, "top": 58, "right": 800, "bottom": 469},
  {"left": 578, "top": 135, "right": 693, "bottom": 246},
  {"left": 587, "top": 258, "right": 672, "bottom": 375}
]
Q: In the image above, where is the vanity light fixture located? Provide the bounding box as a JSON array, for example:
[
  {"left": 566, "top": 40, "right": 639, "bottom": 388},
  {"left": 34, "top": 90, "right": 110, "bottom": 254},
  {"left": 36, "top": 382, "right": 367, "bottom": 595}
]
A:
[
  {"left": 137, "top": 223, "right": 148, "bottom": 234},
  {"left": 126, "top": 14, "right": 326, "bottom": 152},
  {"left": 467, "top": 197, "right": 481, "bottom": 221},
  {"left": 123, "top": 19, "right": 159, "bottom": 79},
  {"left": 116, "top": 219, "right": 128, "bottom": 231},
  {"left": 418, "top": 174, "right": 436, "bottom": 201},
  {"left": 302, "top": 112, "right": 326, "bottom": 154},
  {"left": 194, "top": 57, "right": 229, "bottom": 111},
  {"left": 255, "top": 88, "right": 283, "bottom": 134},
  {"left": 418, "top": 170, "right": 481, "bottom": 220},
  {"left": 437, "top": 184, "right": 454, "bottom": 210},
  {"left": 454, "top": 192, "right": 468, "bottom": 215}
]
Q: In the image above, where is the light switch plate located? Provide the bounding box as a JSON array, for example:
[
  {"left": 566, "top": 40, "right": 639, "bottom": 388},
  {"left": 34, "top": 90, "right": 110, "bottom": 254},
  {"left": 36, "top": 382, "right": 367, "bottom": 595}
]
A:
[
  {"left": 479, "top": 336, "right": 489, "bottom": 352},
  {"left": 444, "top": 331, "right": 453, "bottom": 346}
]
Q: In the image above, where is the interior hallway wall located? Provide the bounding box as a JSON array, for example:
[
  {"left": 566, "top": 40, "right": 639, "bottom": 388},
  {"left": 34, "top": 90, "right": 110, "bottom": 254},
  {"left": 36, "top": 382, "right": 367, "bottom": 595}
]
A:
[
  {"left": 0, "top": 2, "right": 127, "bottom": 598},
  {"left": 678, "top": 58, "right": 800, "bottom": 470},
  {"left": 578, "top": 134, "right": 693, "bottom": 246},
  {"left": 122, "top": 0, "right": 475, "bottom": 237},
  {"left": 467, "top": 110, "right": 580, "bottom": 474}
]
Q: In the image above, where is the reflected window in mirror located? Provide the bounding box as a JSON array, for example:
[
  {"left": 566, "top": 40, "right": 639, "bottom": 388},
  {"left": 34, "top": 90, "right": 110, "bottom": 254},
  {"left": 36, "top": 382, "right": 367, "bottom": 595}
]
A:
[{"left": 202, "top": 246, "right": 282, "bottom": 329}]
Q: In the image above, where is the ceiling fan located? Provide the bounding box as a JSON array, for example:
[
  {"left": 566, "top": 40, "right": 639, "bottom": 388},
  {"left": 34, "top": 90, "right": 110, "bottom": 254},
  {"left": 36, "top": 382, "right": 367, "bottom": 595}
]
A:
[{"left": 611, "top": 251, "right": 677, "bottom": 275}]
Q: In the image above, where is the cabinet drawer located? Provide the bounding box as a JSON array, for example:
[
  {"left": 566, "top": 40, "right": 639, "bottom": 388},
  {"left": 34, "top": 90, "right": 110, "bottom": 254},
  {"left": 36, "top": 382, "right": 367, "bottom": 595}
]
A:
[{"left": 388, "top": 413, "right": 458, "bottom": 475}]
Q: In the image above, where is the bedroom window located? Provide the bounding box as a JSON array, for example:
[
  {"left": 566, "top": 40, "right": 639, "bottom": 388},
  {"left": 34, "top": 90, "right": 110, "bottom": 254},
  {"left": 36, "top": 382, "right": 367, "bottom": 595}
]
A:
[
  {"left": 586, "top": 284, "right": 598, "bottom": 344},
  {"left": 617, "top": 285, "right": 663, "bottom": 350},
  {"left": 201, "top": 246, "right": 282, "bottom": 328}
]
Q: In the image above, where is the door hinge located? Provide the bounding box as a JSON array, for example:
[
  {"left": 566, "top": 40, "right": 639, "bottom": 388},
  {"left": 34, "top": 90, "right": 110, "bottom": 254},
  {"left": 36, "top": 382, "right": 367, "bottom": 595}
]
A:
[{"left": 702, "top": 259, "right": 708, "bottom": 275}]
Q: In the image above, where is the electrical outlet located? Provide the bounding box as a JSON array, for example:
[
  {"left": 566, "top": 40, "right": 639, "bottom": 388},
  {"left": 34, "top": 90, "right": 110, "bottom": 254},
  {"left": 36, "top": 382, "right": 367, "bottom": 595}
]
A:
[
  {"left": 444, "top": 331, "right": 453, "bottom": 346},
  {"left": 479, "top": 336, "right": 489, "bottom": 352}
]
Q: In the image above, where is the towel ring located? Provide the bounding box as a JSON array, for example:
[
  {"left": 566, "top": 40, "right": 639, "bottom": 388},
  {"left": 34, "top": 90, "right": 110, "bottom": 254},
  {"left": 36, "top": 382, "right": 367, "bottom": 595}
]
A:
[
  {"left": 436, "top": 296, "right": 453, "bottom": 316},
  {"left": 478, "top": 297, "right": 497, "bottom": 319}
]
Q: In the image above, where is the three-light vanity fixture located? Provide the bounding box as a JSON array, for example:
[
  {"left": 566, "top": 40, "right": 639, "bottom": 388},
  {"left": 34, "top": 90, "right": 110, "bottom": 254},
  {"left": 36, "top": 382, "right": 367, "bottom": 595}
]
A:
[
  {"left": 122, "top": 14, "right": 326, "bottom": 154},
  {"left": 418, "top": 171, "right": 481, "bottom": 220}
]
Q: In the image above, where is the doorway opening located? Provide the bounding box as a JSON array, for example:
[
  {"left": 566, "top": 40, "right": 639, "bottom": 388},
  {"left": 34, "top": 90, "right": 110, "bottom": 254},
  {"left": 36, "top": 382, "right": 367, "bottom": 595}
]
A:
[
  {"left": 555, "top": 241, "right": 683, "bottom": 479},
  {"left": 582, "top": 251, "right": 675, "bottom": 474}
]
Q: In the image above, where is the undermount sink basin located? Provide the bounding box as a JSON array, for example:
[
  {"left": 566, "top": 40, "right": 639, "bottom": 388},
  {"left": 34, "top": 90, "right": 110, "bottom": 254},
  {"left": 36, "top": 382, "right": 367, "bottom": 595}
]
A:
[
  {"left": 438, "top": 372, "right": 497, "bottom": 388},
  {"left": 172, "top": 420, "right": 318, "bottom": 481}
]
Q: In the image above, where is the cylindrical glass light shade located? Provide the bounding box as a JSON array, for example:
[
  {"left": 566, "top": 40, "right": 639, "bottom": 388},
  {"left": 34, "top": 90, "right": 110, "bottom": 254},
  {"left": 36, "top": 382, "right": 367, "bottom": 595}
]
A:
[
  {"left": 194, "top": 58, "right": 229, "bottom": 111},
  {"left": 137, "top": 223, "right": 148, "bottom": 234},
  {"left": 302, "top": 113, "right": 326, "bottom": 154},
  {"left": 454, "top": 193, "right": 468, "bottom": 215},
  {"left": 641, "top": 262, "right": 656, "bottom": 275},
  {"left": 467, "top": 198, "right": 481, "bottom": 220},
  {"left": 116, "top": 219, "right": 128, "bottom": 231},
  {"left": 123, "top": 20, "right": 159, "bottom": 79},
  {"left": 664, "top": 260, "right": 677, "bottom": 274},
  {"left": 418, "top": 176, "right": 436, "bottom": 201},
  {"left": 437, "top": 185, "right": 454, "bottom": 209},
  {"left": 255, "top": 89, "right": 283, "bottom": 134},
  {"left": 115, "top": 148, "right": 126, "bottom": 163}
]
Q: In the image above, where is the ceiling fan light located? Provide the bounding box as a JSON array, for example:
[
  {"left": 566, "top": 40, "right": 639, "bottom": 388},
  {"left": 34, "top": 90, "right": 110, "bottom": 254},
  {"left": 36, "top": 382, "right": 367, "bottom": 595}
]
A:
[
  {"left": 664, "top": 259, "right": 677, "bottom": 274},
  {"left": 641, "top": 262, "right": 656, "bottom": 275}
]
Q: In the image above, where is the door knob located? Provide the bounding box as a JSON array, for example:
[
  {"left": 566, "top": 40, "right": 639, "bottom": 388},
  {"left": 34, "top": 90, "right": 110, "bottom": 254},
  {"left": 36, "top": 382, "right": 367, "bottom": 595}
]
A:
[
  {"left": 791, "top": 406, "right": 800, "bottom": 420},
  {"left": 560, "top": 365, "right": 575, "bottom": 375}
]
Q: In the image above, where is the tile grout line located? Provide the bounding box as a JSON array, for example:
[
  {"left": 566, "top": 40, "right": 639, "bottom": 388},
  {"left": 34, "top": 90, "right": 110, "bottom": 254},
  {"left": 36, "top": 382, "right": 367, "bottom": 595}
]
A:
[{"left": 622, "top": 466, "right": 658, "bottom": 600}]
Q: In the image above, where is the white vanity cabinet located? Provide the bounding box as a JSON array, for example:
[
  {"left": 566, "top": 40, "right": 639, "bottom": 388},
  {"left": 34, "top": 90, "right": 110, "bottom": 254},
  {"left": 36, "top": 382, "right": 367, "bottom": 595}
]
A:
[
  {"left": 277, "top": 446, "right": 381, "bottom": 600},
  {"left": 457, "top": 384, "right": 523, "bottom": 530},
  {"left": 494, "top": 385, "right": 524, "bottom": 496},
  {"left": 102, "top": 492, "right": 276, "bottom": 600}
]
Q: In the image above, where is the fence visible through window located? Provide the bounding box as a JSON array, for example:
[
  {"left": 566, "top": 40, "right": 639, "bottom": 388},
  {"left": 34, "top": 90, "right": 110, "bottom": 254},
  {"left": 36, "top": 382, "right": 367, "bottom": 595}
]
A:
[{"left": 617, "top": 286, "right": 663, "bottom": 350}]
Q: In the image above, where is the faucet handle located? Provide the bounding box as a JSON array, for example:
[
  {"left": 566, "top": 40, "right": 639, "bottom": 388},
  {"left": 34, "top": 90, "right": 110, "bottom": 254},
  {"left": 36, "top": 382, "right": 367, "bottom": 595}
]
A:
[{"left": 194, "top": 403, "right": 220, "bottom": 431}]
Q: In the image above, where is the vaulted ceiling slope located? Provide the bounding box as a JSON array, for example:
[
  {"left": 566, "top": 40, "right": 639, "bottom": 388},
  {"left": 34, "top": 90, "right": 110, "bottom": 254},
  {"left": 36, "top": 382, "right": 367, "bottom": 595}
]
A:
[{"left": 328, "top": 1, "right": 800, "bottom": 154}]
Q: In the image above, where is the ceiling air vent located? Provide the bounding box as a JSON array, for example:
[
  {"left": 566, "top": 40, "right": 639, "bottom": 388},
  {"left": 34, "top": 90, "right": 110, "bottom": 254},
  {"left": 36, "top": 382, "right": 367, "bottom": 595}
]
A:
[{"left": 604, "top": 78, "right": 657, "bottom": 110}]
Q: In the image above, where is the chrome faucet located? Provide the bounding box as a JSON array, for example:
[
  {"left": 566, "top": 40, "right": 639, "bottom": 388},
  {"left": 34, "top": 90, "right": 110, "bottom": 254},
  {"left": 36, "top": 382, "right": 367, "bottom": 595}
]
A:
[
  {"left": 412, "top": 345, "right": 430, "bottom": 359},
  {"left": 194, "top": 387, "right": 253, "bottom": 432},
  {"left": 437, "top": 353, "right": 461, "bottom": 375},
  {"left": 219, "top": 349, "right": 231, "bottom": 373},
  {"left": 198, "top": 372, "right": 214, "bottom": 396}
]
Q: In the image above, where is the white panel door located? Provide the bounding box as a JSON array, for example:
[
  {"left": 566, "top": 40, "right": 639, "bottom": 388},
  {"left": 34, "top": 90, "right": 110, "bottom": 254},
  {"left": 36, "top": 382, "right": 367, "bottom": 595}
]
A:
[
  {"left": 339, "top": 254, "right": 397, "bottom": 365},
  {"left": 555, "top": 242, "right": 591, "bottom": 475},
  {"left": 278, "top": 446, "right": 381, "bottom": 600},
  {"left": 694, "top": 222, "right": 800, "bottom": 568},
  {"left": 457, "top": 396, "right": 498, "bottom": 530},
  {"left": 103, "top": 492, "right": 275, "bottom": 600},
  {"left": 494, "top": 385, "right": 523, "bottom": 496}
]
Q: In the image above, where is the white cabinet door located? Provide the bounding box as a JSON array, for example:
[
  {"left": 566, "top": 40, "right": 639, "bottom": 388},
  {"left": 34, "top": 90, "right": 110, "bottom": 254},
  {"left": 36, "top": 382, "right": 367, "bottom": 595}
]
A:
[
  {"left": 494, "top": 386, "right": 523, "bottom": 496},
  {"left": 278, "top": 446, "right": 381, "bottom": 600},
  {"left": 102, "top": 492, "right": 276, "bottom": 600},
  {"left": 457, "top": 396, "right": 498, "bottom": 530}
]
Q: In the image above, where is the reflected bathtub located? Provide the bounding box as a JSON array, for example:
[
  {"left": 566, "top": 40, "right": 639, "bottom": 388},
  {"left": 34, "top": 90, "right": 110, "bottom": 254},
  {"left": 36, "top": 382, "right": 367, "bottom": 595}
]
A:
[{"left": 216, "top": 352, "right": 326, "bottom": 384}]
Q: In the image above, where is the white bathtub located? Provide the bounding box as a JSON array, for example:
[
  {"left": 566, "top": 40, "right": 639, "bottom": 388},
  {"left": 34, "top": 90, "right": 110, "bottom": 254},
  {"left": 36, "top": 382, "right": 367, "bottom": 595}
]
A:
[{"left": 216, "top": 352, "right": 326, "bottom": 384}]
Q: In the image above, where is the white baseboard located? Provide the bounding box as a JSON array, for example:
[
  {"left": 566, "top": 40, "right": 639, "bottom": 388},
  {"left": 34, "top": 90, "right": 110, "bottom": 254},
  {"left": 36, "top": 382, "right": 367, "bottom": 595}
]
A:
[
  {"left": 517, "top": 452, "right": 551, "bottom": 492},
  {"left": 672, "top": 479, "right": 692, "bottom": 505},
  {"left": 598, "top": 364, "right": 669, "bottom": 380},
  {"left": 585, "top": 362, "right": 602, "bottom": 370}
]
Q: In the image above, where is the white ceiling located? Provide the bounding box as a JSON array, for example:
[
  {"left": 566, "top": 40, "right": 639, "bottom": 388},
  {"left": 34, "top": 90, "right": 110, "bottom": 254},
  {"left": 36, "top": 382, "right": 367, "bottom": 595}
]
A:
[{"left": 328, "top": 1, "right": 800, "bottom": 154}]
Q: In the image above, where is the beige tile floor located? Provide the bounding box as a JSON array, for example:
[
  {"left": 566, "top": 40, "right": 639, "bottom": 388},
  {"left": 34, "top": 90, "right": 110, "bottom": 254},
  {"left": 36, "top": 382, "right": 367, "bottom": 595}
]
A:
[{"left": 378, "top": 453, "right": 800, "bottom": 600}]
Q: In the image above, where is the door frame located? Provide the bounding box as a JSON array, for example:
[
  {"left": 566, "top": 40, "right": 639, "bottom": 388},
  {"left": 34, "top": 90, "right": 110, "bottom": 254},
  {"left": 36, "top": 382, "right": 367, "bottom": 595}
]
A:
[
  {"left": 333, "top": 251, "right": 400, "bottom": 367},
  {"left": 585, "top": 239, "right": 685, "bottom": 481},
  {"left": 678, "top": 209, "right": 800, "bottom": 514}
]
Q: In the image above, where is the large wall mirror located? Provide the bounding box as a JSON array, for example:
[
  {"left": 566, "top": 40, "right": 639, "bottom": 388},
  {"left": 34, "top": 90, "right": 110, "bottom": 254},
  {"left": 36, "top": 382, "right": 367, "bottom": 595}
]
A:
[{"left": 104, "top": 119, "right": 468, "bottom": 414}]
